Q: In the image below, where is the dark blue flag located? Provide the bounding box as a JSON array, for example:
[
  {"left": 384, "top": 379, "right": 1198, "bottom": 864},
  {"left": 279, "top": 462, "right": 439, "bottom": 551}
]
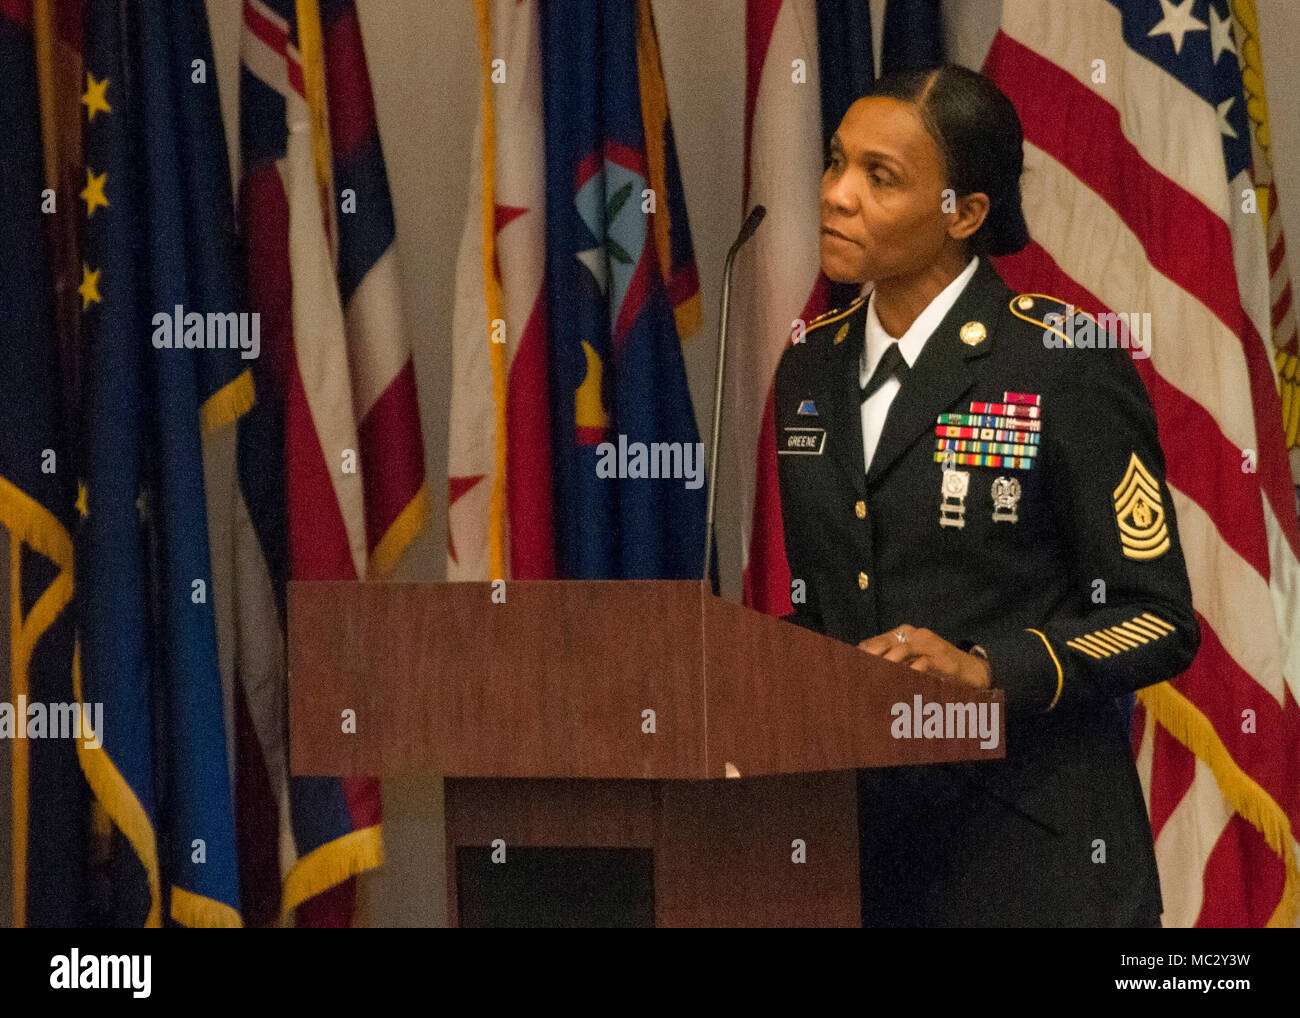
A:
[
  {"left": 881, "top": 0, "right": 945, "bottom": 75},
  {"left": 0, "top": 0, "right": 88, "bottom": 928},
  {"left": 817, "top": 0, "right": 875, "bottom": 147},
  {"left": 541, "top": 0, "right": 706, "bottom": 579},
  {"left": 817, "top": 0, "right": 877, "bottom": 310},
  {"left": 78, "top": 0, "right": 247, "bottom": 927}
]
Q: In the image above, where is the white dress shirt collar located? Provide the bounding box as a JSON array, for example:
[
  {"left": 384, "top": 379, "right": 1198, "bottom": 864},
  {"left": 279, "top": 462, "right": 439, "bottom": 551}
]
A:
[{"left": 861, "top": 255, "right": 981, "bottom": 380}]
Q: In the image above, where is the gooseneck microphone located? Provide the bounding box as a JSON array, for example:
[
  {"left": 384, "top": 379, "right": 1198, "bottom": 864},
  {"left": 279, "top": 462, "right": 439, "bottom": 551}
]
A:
[{"left": 702, "top": 204, "right": 766, "bottom": 584}]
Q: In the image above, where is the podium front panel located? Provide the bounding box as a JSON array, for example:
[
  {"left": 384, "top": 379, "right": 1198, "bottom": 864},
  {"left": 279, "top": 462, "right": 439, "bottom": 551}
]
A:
[{"left": 288, "top": 580, "right": 710, "bottom": 779}]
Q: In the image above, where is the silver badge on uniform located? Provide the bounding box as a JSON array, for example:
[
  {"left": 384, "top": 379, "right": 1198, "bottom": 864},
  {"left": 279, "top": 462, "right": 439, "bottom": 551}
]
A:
[
  {"left": 991, "top": 475, "right": 1021, "bottom": 523},
  {"left": 939, "top": 466, "right": 970, "bottom": 529}
]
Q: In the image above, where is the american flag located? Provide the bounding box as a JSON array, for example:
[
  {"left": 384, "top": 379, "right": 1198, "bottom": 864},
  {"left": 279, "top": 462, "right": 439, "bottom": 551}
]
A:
[
  {"left": 986, "top": 0, "right": 1300, "bottom": 926},
  {"left": 237, "top": 0, "right": 427, "bottom": 926}
]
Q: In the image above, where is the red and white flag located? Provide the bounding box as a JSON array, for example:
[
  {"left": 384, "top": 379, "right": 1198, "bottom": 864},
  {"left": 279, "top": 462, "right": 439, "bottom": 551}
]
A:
[
  {"left": 236, "top": 0, "right": 427, "bottom": 926},
  {"left": 986, "top": 0, "right": 1300, "bottom": 927},
  {"left": 447, "top": 0, "right": 553, "bottom": 582},
  {"left": 732, "top": 0, "right": 829, "bottom": 615}
]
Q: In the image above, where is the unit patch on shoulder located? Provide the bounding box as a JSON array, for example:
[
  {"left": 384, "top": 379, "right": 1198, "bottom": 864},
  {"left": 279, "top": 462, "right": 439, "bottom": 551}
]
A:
[{"left": 1113, "top": 452, "right": 1170, "bottom": 560}]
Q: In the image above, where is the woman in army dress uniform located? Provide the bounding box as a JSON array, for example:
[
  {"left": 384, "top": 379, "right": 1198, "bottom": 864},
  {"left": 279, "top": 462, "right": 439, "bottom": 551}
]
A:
[{"left": 774, "top": 65, "right": 1200, "bottom": 926}]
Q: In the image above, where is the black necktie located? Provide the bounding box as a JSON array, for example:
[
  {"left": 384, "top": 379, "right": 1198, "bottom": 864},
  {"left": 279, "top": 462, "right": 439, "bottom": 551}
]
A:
[{"left": 860, "top": 342, "right": 908, "bottom": 403}]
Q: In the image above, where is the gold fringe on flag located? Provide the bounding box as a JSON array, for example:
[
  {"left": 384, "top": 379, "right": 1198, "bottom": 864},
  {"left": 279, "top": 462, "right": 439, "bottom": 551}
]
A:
[
  {"left": 281, "top": 825, "right": 384, "bottom": 919},
  {"left": 0, "top": 476, "right": 163, "bottom": 928},
  {"left": 1278, "top": 349, "right": 1300, "bottom": 449},
  {"left": 1232, "top": 0, "right": 1272, "bottom": 183},
  {"left": 370, "top": 482, "right": 431, "bottom": 579},
  {"left": 278, "top": 0, "right": 391, "bottom": 920},
  {"left": 72, "top": 644, "right": 163, "bottom": 928},
  {"left": 170, "top": 885, "right": 242, "bottom": 929},
  {"left": 200, "top": 368, "right": 256, "bottom": 437},
  {"left": 1233, "top": 0, "right": 1300, "bottom": 461},
  {"left": 1138, "top": 682, "right": 1299, "bottom": 927},
  {"left": 1, "top": 482, "right": 70, "bottom": 929}
]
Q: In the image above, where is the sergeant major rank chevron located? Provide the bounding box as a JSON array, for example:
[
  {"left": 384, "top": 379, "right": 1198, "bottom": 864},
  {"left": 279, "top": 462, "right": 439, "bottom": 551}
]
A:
[{"left": 1113, "top": 452, "right": 1170, "bottom": 560}]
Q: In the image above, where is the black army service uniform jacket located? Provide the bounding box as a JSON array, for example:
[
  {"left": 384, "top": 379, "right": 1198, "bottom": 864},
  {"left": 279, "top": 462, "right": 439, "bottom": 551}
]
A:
[{"left": 774, "top": 258, "right": 1200, "bottom": 927}]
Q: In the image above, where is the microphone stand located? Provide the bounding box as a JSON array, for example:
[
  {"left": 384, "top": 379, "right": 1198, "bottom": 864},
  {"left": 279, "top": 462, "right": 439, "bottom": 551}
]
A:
[{"left": 702, "top": 205, "right": 766, "bottom": 584}]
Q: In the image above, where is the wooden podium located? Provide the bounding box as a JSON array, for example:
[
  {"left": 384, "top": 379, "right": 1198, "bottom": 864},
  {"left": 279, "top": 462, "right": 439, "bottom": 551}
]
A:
[{"left": 287, "top": 580, "right": 1004, "bottom": 927}]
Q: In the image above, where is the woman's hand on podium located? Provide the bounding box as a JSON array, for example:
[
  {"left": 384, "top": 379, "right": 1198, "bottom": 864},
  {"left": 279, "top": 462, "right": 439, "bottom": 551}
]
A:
[{"left": 857, "top": 624, "right": 992, "bottom": 690}]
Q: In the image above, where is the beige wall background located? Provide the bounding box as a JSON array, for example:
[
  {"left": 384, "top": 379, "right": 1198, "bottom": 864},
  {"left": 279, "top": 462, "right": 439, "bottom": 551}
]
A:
[{"left": 0, "top": 0, "right": 1264, "bottom": 927}]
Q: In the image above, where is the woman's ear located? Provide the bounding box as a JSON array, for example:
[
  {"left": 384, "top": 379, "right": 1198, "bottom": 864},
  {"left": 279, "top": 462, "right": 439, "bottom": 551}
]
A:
[{"left": 948, "top": 191, "right": 990, "bottom": 243}]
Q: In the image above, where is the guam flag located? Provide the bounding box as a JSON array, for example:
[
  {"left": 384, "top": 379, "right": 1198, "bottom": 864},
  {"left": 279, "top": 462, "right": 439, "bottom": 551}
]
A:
[{"left": 541, "top": 0, "right": 704, "bottom": 579}]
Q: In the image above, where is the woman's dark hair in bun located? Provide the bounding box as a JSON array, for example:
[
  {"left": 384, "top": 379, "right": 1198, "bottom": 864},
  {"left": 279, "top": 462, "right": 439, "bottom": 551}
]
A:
[{"left": 869, "top": 64, "right": 1029, "bottom": 258}]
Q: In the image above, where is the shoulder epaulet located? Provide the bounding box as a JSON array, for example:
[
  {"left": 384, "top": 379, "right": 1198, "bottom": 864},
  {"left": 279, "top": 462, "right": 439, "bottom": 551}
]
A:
[
  {"left": 1008, "top": 293, "right": 1095, "bottom": 347},
  {"left": 806, "top": 295, "right": 866, "bottom": 343}
]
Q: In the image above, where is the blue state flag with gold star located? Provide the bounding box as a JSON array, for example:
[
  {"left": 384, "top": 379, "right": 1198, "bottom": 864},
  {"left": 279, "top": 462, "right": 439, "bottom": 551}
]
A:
[
  {"left": 77, "top": 0, "right": 248, "bottom": 927},
  {"left": 0, "top": 0, "right": 88, "bottom": 929}
]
